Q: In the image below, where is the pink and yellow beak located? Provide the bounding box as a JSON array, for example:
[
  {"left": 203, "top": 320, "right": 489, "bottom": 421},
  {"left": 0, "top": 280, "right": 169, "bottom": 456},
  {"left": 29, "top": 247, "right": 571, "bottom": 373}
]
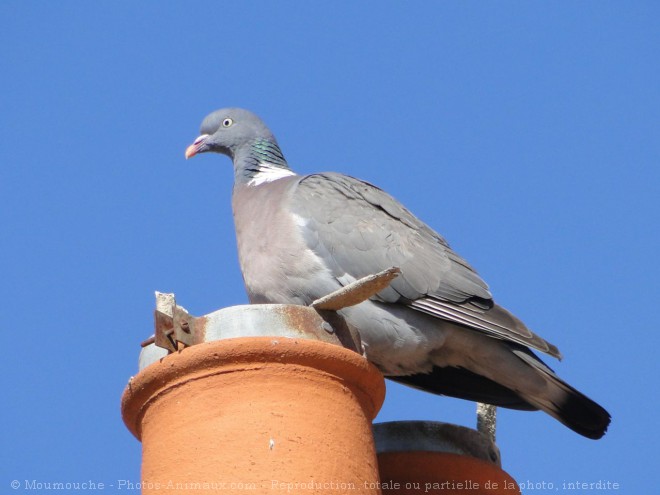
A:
[{"left": 185, "top": 134, "right": 209, "bottom": 159}]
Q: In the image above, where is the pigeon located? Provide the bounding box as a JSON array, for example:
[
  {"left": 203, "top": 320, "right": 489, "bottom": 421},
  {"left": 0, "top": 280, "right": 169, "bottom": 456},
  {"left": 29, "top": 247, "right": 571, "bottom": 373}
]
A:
[{"left": 185, "top": 108, "right": 611, "bottom": 439}]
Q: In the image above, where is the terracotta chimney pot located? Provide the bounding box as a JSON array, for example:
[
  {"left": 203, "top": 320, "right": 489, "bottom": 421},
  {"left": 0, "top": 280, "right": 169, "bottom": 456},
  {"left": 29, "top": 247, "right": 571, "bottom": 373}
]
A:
[
  {"left": 374, "top": 421, "right": 520, "bottom": 495},
  {"left": 122, "top": 336, "right": 385, "bottom": 494}
]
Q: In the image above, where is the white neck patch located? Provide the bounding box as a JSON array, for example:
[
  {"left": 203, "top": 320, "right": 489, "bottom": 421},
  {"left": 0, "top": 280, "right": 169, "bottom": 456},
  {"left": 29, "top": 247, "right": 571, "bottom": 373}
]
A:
[{"left": 247, "top": 162, "right": 296, "bottom": 186}]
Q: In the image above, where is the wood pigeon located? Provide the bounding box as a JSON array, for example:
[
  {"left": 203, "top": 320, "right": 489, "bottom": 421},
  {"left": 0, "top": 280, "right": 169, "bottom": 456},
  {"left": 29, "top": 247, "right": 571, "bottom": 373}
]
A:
[{"left": 185, "top": 108, "right": 610, "bottom": 439}]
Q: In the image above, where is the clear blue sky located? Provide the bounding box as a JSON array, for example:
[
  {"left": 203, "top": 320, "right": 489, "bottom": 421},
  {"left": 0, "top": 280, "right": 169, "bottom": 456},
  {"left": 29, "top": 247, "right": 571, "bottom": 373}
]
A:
[{"left": 1, "top": 1, "right": 658, "bottom": 492}]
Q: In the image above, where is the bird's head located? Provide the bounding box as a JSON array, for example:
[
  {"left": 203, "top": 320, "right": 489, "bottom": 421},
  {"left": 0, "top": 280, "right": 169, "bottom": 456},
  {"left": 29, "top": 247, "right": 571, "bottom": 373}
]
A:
[{"left": 185, "top": 108, "right": 276, "bottom": 160}]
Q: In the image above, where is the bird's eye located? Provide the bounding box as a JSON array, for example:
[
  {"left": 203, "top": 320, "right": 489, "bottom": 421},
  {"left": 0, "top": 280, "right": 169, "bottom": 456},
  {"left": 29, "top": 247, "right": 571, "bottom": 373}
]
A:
[{"left": 222, "top": 118, "right": 233, "bottom": 128}]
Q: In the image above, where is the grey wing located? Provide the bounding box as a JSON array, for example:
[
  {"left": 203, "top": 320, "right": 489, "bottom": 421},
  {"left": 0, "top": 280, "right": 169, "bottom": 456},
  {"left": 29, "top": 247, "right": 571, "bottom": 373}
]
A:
[{"left": 292, "top": 173, "right": 560, "bottom": 358}]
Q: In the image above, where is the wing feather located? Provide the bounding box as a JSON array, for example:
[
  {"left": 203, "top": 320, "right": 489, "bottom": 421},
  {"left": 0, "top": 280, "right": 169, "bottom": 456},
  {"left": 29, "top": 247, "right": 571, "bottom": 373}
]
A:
[{"left": 292, "top": 173, "right": 560, "bottom": 358}]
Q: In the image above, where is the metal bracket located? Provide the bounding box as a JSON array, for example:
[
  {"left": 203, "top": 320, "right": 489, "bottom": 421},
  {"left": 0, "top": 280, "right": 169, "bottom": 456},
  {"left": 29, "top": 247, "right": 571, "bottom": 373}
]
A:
[
  {"left": 140, "top": 293, "right": 199, "bottom": 353},
  {"left": 153, "top": 306, "right": 197, "bottom": 352}
]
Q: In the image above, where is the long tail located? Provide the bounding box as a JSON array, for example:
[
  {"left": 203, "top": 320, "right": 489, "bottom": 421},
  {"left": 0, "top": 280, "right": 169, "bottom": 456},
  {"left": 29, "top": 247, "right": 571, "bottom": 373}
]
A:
[
  {"left": 509, "top": 347, "right": 611, "bottom": 439},
  {"left": 392, "top": 340, "right": 611, "bottom": 439}
]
